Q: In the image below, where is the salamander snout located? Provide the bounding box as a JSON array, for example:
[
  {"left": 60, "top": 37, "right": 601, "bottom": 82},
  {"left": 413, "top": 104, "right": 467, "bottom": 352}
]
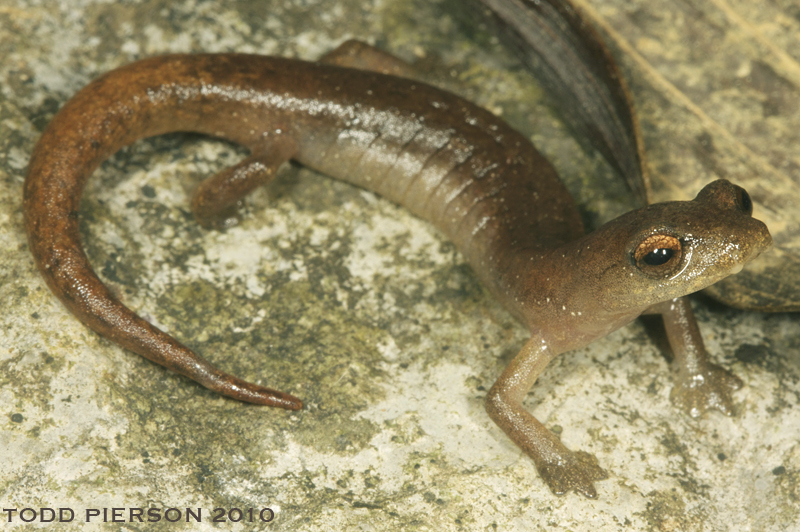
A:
[{"left": 692, "top": 179, "right": 773, "bottom": 261}]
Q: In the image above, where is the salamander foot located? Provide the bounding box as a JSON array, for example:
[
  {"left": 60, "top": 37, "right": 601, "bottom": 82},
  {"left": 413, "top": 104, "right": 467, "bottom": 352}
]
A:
[{"left": 671, "top": 363, "right": 743, "bottom": 417}]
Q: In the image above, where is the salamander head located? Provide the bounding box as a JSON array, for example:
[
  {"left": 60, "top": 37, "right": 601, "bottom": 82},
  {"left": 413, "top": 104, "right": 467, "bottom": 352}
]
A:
[{"left": 582, "top": 179, "right": 772, "bottom": 312}]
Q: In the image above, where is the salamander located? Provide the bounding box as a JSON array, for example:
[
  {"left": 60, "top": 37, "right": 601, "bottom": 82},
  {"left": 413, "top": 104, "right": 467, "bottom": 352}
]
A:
[{"left": 23, "top": 43, "right": 772, "bottom": 497}]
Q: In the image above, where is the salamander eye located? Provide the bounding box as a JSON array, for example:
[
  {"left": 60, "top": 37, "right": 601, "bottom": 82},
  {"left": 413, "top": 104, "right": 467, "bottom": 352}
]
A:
[
  {"left": 642, "top": 247, "right": 674, "bottom": 266},
  {"left": 734, "top": 185, "right": 753, "bottom": 216},
  {"left": 633, "top": 234, "right": 683, "bottom": 277}
]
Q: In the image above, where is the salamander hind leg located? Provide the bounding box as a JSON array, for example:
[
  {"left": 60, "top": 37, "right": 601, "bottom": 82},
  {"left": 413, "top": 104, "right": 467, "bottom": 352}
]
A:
[
  {"left": 191, "top": 136, "right": 297, "bottom": 227},
  {"left": 486, "top": 337, "right": 608, "bottom": 497},
  {"left": 646, "top": 297, "right": 743, "bottom": 417},
  {"left": 319, "top": 40, "right": 418, "bottom": 79}
]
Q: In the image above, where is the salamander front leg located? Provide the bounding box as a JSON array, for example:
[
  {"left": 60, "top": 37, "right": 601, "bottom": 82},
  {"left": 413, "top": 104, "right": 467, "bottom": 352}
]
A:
[
  {"left": 486, "top": 336, "right": 607, "bottom": 497},
  {"left": 646, "top": 297, "right": 743, "bottom": 417}
]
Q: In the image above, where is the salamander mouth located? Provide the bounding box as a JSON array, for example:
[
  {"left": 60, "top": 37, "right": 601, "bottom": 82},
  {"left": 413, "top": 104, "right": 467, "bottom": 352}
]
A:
[{"left": 741, "top": 227, "right": 773, "bottom": 265}]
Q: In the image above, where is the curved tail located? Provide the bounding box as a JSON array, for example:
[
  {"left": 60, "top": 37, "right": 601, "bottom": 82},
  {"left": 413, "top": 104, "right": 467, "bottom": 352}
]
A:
[{"left": 23, "top": 55, "right": 302, "bottom": 409}]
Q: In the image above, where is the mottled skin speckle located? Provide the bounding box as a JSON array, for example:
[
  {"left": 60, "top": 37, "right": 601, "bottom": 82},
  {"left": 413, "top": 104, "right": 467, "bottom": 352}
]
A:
[{"left": 24, "top": 43, "right": 772, "bottom": 497}]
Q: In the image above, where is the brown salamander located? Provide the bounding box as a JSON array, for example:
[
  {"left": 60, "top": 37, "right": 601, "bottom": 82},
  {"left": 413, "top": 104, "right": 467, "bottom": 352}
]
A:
[{"left": 24, "top": 43, "right": 772, "bottom": 497}]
